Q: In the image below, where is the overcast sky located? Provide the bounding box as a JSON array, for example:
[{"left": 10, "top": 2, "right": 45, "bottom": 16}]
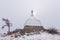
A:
[{"left": 0, "top": 0, "right": 60, "bottom": 33}]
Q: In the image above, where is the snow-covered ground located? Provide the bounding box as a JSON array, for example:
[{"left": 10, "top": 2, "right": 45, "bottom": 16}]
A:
[{"left": 0, "top": 32, "right": 60, "bottom": 40}]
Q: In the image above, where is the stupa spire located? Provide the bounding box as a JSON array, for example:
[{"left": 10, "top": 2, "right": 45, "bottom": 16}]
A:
[{"left": 31, "top": 10, "right": 34, "bottom": 16}]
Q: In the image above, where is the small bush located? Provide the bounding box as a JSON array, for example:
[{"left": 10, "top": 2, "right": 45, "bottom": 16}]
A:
[{"left": 46, "top": 28, "right": 58, "bottom": 34}]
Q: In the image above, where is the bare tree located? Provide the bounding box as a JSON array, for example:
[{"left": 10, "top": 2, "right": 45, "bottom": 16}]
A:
[{"left": 2, "top": 18, "right": 12, "bottom": 34}]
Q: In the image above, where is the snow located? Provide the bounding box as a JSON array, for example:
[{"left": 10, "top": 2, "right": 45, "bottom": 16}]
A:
[{"left": 0, "top": 32, "right": 60, "bottom": 40}]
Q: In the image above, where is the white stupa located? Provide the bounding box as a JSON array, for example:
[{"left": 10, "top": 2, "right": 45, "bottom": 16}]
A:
[{"left": 25, "top": 10, "right": 42, "bottom": 26}]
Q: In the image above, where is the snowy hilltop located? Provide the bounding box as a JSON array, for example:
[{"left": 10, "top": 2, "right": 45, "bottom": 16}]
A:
[
  {"left": 0, "top": 31, "right": 60, "bottom": 40},
  {"left": 0, "top": 26, "right": 60, "bottom": 40}
]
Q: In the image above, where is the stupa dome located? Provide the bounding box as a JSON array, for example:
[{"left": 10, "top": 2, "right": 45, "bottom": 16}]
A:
[{"left": 24, "top": 10, "right": 42, "bottom": 26}]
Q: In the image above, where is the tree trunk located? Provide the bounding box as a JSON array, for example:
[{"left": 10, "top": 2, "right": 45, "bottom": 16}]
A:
[{"left": 8, "top": 27, "right": 10, "bottom": 34}]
